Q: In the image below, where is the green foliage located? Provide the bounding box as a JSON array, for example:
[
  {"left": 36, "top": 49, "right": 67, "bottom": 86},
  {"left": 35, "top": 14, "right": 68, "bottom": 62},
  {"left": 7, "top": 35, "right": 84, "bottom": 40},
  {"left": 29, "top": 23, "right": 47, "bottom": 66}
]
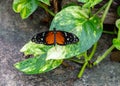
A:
[
  {"left": 14, "top": 6, "right": 102, "bottom": 74},
  {"left": 117, "top": 6, "right": 120, "bottom": 16},
  {"left": 38, "top": 0, "right": 50, "bottom": 5},
  {"left": 14, "top": 55, "right": 63, "bottom": 74},
  {"left": 116, "top": 19, "right": 120, "bottom": 29},
  {"left": 12, "top": 0, "right": 50, "bottom": 19},
  {"left": 78, "top": 0, "right": 102, "bottom": 8},
  {"left": 50, "top": 6, "right": 103, "bottom": 54},
  {"left": 113, "top": 19, "right": 120, "bottom": 50},
  {"left": 20, "top": 41, "right": 50, "bottom": 56},
  {"left": 62, "top": 2, "right": 78, "bottom": 9},
  {"left": 13, "top": 0, "right": 118, "bottom": 77},
  {"left": 113, "top": 38, "right": 120, "bottom": 50}
]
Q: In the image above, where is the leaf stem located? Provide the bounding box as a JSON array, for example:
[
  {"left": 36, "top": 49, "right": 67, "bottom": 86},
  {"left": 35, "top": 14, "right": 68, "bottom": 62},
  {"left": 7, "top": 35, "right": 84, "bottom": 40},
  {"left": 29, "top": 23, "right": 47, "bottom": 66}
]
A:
[
  {"left": 93, "top": 45, "right": 115, "bottom": 66},
  {"left": 101, "top": 0, "right": 113, "bottom": 24},
  {"left": 77, "top": 52, "right": 88, "bottom": 78},
  {"left": 93, "top": 3, "right": 108, "bottom": 17},
  {"left": 78, "top": 61, "right": 88, "bottom": 78},
  {"left": 69, "top": 58, "right": 84, "bottom": 64},
  {"left": 88, "top": 42, "right": 97, "bottom": 60},
  {"left": 38, "top": 2, "right": 55, "bottom": 16},
  {"left": 118, "top": 28, "right": 120, "bottom": 40},
  {"left": 103, "top": 30, "right": 117, "bottom": 35}
]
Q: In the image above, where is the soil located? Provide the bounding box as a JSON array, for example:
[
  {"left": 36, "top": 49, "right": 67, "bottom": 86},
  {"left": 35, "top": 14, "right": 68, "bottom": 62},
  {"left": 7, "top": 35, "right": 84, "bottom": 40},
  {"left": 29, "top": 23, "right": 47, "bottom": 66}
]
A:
[{"left": 0, "top": 0, "right": 120, "bottom": 86}]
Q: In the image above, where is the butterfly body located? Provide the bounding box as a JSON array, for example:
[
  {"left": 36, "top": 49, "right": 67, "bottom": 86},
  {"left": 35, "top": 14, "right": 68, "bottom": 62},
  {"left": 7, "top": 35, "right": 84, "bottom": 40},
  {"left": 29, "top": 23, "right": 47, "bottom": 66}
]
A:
[{"left": 31, "top": 28, "right": 79, "bottom": 46}]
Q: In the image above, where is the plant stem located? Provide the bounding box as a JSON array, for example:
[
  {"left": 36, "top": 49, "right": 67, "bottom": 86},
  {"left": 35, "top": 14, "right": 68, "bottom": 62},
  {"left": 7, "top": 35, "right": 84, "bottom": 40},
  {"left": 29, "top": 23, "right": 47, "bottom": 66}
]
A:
[
  {"left": 101, "top": 0, "right": 113, "bottom": 24},
  {"left": 38, "top": 2, "right": 55, "bottom": 16},
  {"left": 118, "top": 29, "right": 120, "bottom": 40},
  {"left": 93, "top": 3, "right": 108, "bottom": 17},
  {"left": 69, "top": 58, "right": 84, "bottom": 64},
  {"left": 84, "top": 51, "right": 88, "bottom": 60},
  {"left": 78, "top": 52, "right": 88, "bottom": 78},
  {"left": 88, "top": 42, "right": 97, "bottom": 60},
  {"left": 78, "top": 61, "right": 88, "bottom": 78},
  {"left": 93, "top": 45, "right": 115, "bottom": 66},
  {"left": 103, "top": 30, "right": 117, "bottom": 35},
  {"left": 77, "top": 43, "right": 97, "bottom": 78}
]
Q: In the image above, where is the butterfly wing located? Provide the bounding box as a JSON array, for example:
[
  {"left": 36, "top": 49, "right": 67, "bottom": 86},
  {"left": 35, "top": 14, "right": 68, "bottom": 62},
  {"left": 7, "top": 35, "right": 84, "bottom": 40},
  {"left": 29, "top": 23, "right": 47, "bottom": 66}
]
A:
[
  {"left": 45, "top": 31, "right": 55, "bottom": 45},
  {"left": 31, "top": 31, "right": 55, "bottom": 45},
  {"left": 31, "top": 29, "right": 79, "bottom": 45},
  {"left": 56, "top": 31, "right": 79, "bottom": 45}
]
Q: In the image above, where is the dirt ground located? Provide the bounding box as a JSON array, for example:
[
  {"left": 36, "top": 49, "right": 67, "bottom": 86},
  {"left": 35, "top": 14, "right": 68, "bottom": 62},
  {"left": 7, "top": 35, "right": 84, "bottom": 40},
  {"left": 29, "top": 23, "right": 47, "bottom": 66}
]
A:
[{"left": 0, "top": 0, "right": 120, "bottom": 86}]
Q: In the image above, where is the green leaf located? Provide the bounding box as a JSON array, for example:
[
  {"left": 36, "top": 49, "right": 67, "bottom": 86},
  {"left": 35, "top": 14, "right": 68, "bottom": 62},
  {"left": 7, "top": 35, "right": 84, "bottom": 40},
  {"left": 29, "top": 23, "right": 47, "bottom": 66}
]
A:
[
  {"left": 14, "top": 55, "right": 63, "bottom": 74},
  {"left": 116, "top": 19, "right": 120, "bottom": 30},
  {"left": 78, "top": 0, "right": 102, "bottom": 8},
  {"left": 20, "top": 41, "right": 67, "bottom": 60},
  {"left": 20, "top": 41, "right": 51, "bottom": 56},
  {"left": 115, "top": 19, "right": 120, "bottom": 40},
  {"left": 113, "top": 38, "right": 120, "bottom": 50},
  {"left": 50, "top": 6, "right": 103, "bottom": 59},
  {"left": 12, "top": 0, "right": 38, "bottom": 19},
  {"left": 38, "top": 0, "right": 50, "bottom": 5},
  {"left": 20, "top": 6, "right": 102, "bottom": 60},
  {"left": 117, "top": 6, "right": 120, "bottom": 16},
  {"left": 62, "top": 2, "right": 78, "bottom": 9},
  {"left": 46, "top": 46, "right": 66, "bottom": 60}
]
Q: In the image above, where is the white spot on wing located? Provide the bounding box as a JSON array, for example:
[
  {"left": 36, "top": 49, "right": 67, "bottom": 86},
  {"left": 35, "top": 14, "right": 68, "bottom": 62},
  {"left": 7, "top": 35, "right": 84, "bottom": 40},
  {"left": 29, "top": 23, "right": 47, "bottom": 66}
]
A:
[
  {"left": 67, "top": 38, "right": 69, "bottom": 40},
  {"left": 41, "top": 38, "right": 43, "bottom": 40},
  {"left": 64, "top": 32, "right": 67, "bottom": 36}
]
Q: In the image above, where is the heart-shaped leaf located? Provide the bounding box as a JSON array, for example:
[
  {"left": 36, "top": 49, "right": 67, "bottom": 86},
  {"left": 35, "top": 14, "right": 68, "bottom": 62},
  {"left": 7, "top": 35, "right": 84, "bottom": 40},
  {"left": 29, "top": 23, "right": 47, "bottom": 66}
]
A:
[{"left": 49, "top": 6, "right": 103, "bottom": 59}]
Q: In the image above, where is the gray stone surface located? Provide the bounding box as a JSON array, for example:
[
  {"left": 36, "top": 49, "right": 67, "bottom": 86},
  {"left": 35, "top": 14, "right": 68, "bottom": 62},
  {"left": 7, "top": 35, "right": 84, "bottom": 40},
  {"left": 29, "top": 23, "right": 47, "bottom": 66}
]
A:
[{"left": 0, "top": 0, "right": 120, "bottom": 86}]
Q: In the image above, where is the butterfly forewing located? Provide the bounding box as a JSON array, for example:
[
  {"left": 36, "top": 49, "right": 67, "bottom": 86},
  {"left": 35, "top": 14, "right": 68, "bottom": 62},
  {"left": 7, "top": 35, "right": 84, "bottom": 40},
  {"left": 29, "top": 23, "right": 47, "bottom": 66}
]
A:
[
  {"left": 56, "top": 31, "right": 79, "bottom": 45},
  {"left": 45, "top": 31, "right": 54, "bottom": 45},
  {"left": 31, "top": 31, "right": 54, "bottom": 45}
]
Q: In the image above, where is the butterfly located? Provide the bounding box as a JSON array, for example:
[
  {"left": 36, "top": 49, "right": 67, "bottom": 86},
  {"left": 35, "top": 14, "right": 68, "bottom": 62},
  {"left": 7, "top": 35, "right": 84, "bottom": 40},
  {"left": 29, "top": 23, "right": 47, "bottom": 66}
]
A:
[{"left": 31, "top": 28, "right": 79, "bottom": 46}]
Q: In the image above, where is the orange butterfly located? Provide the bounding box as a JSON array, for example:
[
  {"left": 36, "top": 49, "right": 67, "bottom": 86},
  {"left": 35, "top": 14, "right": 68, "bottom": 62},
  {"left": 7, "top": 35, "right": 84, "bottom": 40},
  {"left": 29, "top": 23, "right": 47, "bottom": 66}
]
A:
[{"left": 31, "top": 28, "right": 79, "bottom": 46}]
